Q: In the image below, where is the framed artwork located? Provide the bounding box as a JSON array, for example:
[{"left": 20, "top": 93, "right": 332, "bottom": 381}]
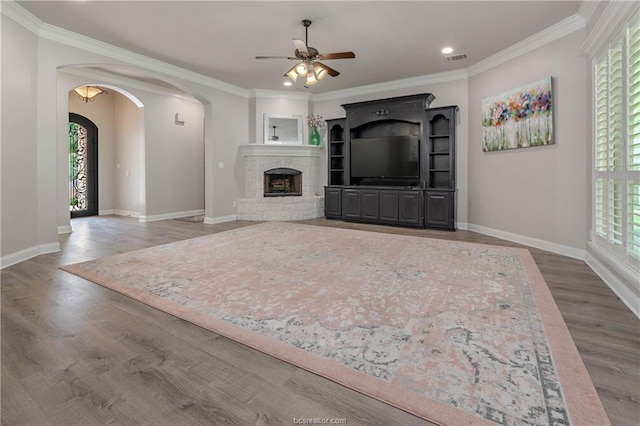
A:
[{"left": 482, "top": 77, "right": 553, "bottom": 152}]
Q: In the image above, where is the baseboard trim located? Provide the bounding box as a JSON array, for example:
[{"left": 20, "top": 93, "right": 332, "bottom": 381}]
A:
[
  {"left": 204, "top": 214, "right": 238, "bottom": 225},
  {"left": 57, "top": 225, "right": 72, "bottom": 234},
  {"left": 113, "top": 210, "right": 140, "bottom": 218},
  {"left": 585, "top": 246, "right": 640, "bottom": 319},
  {"left": 456, "top": 222, "right": 469, "bottom": 231},
  {"left": 466, "top": 223, "right": 585, "bottom": 260},
  {"left": 1, "top": 242, "right": 61, "bottom": 269},
  {"left": 99, "top": 209, "right": 115, "bottom": 216},
  {"left": 139, "top": 209, "right": 204, "bottom": 223}
]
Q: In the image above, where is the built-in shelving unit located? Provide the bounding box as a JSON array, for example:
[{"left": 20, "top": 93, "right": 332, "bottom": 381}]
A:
[
  {"left": 424, "top": 106, "right": 458, "bottom": 229},
  {"left": 426, "top": 107, "right": 457, "bottom": 191},
  {"left": 324, "top": 94, "right": 458, "bottom": 230},
  {"left": 327, "top": 118, "right": 346, "bottom": 186}
]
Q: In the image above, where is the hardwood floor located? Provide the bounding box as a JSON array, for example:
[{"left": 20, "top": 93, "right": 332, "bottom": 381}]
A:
[{"left": 2, "top": 216, "right": 638, "bottom": 425}]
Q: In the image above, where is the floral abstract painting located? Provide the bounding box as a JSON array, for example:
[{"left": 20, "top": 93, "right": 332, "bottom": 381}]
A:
[{"left": 482, "top": 77, "right": 554, "bottom": 152}]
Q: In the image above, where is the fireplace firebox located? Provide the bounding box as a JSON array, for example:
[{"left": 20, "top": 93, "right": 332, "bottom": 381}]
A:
[{"left": 264, "top": 168, "right": 302, "bottom": 197}]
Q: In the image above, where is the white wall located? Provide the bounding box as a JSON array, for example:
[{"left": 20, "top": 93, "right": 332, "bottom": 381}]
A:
[
  {"left": 467, "top": 30, "right": 588, "bottom": 253},
  {"left": 0, "top": 16, "right": 42, "bottom": 260}
]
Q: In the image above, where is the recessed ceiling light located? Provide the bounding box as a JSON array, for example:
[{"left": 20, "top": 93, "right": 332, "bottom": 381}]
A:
[
  {"left": 283, "top": 81, "right": 292, "bottom": 87},
  {"left": 441, "top": 47, "right": 454, "bottom": 54}
]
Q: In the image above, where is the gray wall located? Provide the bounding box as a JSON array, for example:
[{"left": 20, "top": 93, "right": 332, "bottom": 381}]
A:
[
  {"left": 467, "top": 30, "right": 588, "bottom": 251},
  {"left": 0, "top": 5, "right": 593, "bottom": 267},
  {"left": 140, "top": 93, "right": 204, "bottom": 217},
  {"left": 1, "top": 16, "right": 40, "bottom": 257},
  {"left": 114, "top": 92, "right": 142, "bottom": 215}
]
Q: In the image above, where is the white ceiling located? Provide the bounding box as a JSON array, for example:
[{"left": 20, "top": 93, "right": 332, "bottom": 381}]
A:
[{"left": 17, "top": 1, "right": 582, "bottom": 94}]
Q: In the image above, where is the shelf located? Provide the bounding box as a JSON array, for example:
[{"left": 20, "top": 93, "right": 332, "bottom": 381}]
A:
[
  {"left": 430, "top": 134, "right": 449, "bottom": 138},
  {"left": 330, "top": 169, "right": 345, "bottom": 172},
  {"left": 429, "top": 152, "right": 449, "bottom": 155},
  {"left": 429, "top": 169, "right": 449, "bottom": 172}
]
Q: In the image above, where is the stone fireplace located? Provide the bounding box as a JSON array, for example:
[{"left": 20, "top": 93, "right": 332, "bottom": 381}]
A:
[
  {"left": 264, "top": 168, "right": 302, "bottom": 197},
  {"left": 236, "top": 145, "right": 324, "bottom": 221}
]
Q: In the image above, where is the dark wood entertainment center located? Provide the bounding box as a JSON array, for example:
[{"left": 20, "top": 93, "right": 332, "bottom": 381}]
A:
[{"left": 324, "top": 93, "right": 458, "bottom": 230}]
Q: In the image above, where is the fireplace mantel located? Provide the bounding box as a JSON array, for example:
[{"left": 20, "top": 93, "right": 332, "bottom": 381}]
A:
[{"left": 239, "top": 144, "right": 323, "bottom": 158}]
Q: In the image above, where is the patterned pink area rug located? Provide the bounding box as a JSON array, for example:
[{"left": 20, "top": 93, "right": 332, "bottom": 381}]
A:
[{"left": 61, "top": 222, "right": 608, "bottom": 425}]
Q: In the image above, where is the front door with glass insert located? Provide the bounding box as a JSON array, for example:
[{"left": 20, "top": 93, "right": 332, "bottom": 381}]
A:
[{"left": 69, "top": 113, "right": 98, "bottom": 218}]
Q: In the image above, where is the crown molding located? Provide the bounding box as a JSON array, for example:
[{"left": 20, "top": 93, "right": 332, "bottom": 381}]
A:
[
  {"left": 2, "top": 1, "right": 250, "bottom": 99},
  {"left": 2, "top": 1, "right": 597, "bottom": 104},
  {"left": 38, "top": 23, "right": 249, "bottom": 98},
  {"left": 0, "top": 0, "right": 41, "bottom": 34},
  {"left": 311, "top": 69, "right": 468, "bottom": 103},
  {"left": 467, "top": 13, "right": 585, "bottom": 77},
  {"left": 59, "top": 67, "right": 201, "bottom": 104},
  {"left": 578, "top": 0, "right": 600, "bottom": 27},
  {"left": 581, "top": 1, "right": 639, "bottom": 58},
  {"left": 250, "top": 89, "right": 311, "bottom": 101}
]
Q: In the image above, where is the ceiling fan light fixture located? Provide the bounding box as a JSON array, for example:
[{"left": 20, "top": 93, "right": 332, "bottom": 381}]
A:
[
  {"left": 305, "top": 71, "right": 318, "bottom": 85},
  {"left": 295, "top": 62, "right": 308, "bottom": 75},
  {"left": 314, "top": 63, "right": 328, "bottom": 80},
  {"left": 256, "top": 19, "right": 354, "bottom": 85},
  {"left": 286, "top": 67, "right": 299, "bottom": 81},
  {"left": 73, "top": 85, "right": 107, "bottom": 103}
]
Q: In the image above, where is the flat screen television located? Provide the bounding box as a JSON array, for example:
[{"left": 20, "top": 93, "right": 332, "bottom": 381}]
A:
[{"left": 351, "top": 135, "right": 419, "bottom": 179}]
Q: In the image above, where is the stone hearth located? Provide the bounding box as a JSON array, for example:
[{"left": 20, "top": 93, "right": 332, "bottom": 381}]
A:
[{"left": 236, "top": 145, "right": 324, "bottom": 221}]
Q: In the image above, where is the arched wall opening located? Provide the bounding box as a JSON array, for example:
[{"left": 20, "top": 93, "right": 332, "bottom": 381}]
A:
[
  {"left": 67, "top": 85, "right": 144, "bottom": 222},
  {"left": 58, "top": 65, "right": 208, "bottom": 233}
]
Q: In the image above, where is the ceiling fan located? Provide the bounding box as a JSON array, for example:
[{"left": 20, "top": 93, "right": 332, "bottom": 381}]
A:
[{"left": 255, "top": 19, "right": 356, "bottom": 86}]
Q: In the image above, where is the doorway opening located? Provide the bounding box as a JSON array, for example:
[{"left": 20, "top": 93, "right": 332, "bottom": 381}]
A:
[{"left": 69, "top": 113, "right": 98, "bottom": 217}]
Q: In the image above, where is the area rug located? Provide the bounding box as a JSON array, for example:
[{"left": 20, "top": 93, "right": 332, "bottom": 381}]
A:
[{"left": 60, "top": 222, "right": 609, "bottom": 425}]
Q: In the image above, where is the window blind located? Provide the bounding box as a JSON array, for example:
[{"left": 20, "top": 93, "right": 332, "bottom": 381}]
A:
[
  {"left": 628, "top": 14, "right": 640, "bottom": 262},
  {"left": 594, "top": 10, "right": 640, "bottom": 268}
]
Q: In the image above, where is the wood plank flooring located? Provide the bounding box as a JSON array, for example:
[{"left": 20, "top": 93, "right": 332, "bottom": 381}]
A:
[{"left": 2, "top": 216, "right": 638, "bottom": 425}]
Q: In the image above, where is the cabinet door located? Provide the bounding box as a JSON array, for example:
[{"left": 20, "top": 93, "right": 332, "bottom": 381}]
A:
[
  {"left": 324, "top": 187, "right": 342, "bottom": 218},
  {"left": 398, "top": 191, "right": 422, "bottom": 225},
  {"left": 361, "top": 190, "right": 379, "bottom": 220},
  {"left": 343, "top": 190, "right": 361, "bottom": 219},
  {"left": 425, "top": 191, "right": 454, "bottom": 229},
  {"left": 379, "top": 190, "right": 399, "bottom": 222}
]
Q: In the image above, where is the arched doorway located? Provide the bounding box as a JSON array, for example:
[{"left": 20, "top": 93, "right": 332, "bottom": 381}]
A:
[{"left": 69, "top": 113, "right": 98, "bottom": 218}]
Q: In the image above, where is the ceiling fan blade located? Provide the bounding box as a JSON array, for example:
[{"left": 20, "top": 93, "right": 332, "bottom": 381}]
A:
[
  {"left": 292, "top": 38, "right": 308, "bottom": 55},
  {"left": 318, "top": 62, "right": 340, "bottom": 77},
  {"left": 319, "top": 51, "right": 356, "bottom": 60},
  {"left": 255, "top": 55, "right": 296, "bottom": 59}
]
